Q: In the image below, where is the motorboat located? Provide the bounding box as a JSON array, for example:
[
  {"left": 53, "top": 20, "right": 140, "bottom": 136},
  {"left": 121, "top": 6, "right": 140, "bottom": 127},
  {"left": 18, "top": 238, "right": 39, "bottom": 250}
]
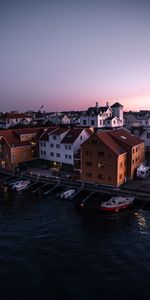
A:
[
  {"left": 60, "top": 188, "right": 76, "bottom": 200},
  {"left": 12, "top": 180, "right": 31, "bottom": 191},
  {"left": 100, "top": 196, "right": 134, "bottom": 212}
]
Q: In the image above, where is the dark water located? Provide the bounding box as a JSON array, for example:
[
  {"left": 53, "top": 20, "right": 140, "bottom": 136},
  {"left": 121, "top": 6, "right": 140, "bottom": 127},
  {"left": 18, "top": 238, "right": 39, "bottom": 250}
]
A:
[{"left": 0, "top": 188, "right": 150, "bottom": 300}]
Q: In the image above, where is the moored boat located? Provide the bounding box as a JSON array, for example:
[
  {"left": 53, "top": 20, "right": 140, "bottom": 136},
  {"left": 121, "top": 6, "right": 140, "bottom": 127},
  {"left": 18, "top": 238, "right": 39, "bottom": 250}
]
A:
[
  {"left": 12, "top": 180, "right": 31, "bottom": 191},
  {"left": 60, "top": 188, "right": 76, "bottom": 200},
  {"left": 100, "top": 196, "right": 134, "bottom": 212}
]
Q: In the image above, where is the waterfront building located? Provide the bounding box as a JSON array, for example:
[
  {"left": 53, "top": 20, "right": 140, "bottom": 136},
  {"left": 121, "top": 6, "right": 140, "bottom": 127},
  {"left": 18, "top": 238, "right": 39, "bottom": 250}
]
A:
[
  {"left": 81, "top": 128, "right": 144, "bottom": 187},
  {"left": 39, "top": 126, "right": 92, "bottom": 171},
  {"left": 0, "top": 127, "right": 45, "bottom": 171}
]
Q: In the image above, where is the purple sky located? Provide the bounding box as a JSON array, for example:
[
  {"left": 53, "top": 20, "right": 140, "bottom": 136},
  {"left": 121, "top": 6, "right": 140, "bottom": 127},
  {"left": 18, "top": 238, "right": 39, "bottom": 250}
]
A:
[{"left": 0, "top": 0, "right": 150, "bottom": 112}]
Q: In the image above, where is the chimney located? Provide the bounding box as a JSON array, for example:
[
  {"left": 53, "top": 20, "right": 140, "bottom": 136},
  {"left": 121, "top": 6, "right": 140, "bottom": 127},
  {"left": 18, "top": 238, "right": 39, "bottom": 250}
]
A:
[
  {"left": 106, "top": 101, "right": 109, "bottom": 107},
  {"left": 96, "top": 102, "right": 99, "bottom": 109}
]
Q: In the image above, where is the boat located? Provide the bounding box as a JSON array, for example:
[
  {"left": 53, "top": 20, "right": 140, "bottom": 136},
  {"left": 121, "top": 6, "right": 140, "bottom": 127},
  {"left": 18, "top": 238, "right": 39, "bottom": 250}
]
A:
[
  {"left": 60, "top": 188, "right": 76, "bottom": 200},
  {"left": 100, "top": 196, "right": 134, "bottom": 212},
  {"left": 11, "top": 180, "right": 31, "bottom": 191}
]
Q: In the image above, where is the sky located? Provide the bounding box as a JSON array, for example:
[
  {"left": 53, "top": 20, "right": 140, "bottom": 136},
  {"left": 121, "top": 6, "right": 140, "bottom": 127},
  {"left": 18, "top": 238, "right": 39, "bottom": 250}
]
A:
[{"left": 0, "top": 0, "right": 150, "bottom": 112}]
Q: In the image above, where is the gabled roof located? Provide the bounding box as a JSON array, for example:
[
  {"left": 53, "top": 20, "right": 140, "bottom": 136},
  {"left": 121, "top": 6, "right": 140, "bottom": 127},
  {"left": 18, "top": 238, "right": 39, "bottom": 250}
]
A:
[
  {"left": 0, "top": 127, "right": 44, "bottom": 147},
  {"left": 86, "top": 106, "right": 110, "bottom": 116},
  {"left": 111, "top": 102, "right": 123, "bottom": 108},
  {"left": 61, "top": 128, "right": 84, "bottom": 144},
  {"left": 109, "top": 128, "right": 143, "bottom": 147},
  {"left": 39, "top": 127, "right": 58, "bottom": 141},
  {"left": 51, "top": 127, "right": 70, "bottom": 135},
  {"left": 96, "top": 132, "right": 125, "bottom": 155}
]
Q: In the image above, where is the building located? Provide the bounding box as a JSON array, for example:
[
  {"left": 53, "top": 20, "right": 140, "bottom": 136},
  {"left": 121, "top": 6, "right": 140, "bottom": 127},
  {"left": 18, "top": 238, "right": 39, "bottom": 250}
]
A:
[
  {"left": 0, "top": 113, "right": 32, "bottom": 129},
  {"left": 0, "top": 127, "right": 44, "bottom": 171},
  {"left": 39, "top": 126, "right": 92, "bottom": 171},
  {"left": 81, "top": 128, "right": 144, "bottom": 187},
  {"left": 80, "top": 101, "right": 123, "bottom": 128}
]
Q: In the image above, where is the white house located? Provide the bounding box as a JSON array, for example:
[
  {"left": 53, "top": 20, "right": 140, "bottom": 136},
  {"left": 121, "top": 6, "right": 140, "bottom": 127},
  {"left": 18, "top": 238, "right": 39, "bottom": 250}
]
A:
[
  {"left": 39, "top": 127, "right": 70, "bottom": 164},
  {"left": 39, "top": 126, "right": 92, "bottom": 170},
  {"left": 80, "top": 101, "right": 123, "bottom": 128},
  {"left": 60, "top": 128, "right": 92, "bottom": 167}
]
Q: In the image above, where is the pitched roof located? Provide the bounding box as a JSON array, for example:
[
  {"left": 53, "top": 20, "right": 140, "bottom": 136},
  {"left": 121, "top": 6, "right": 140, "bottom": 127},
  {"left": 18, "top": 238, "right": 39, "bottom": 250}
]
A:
[
  {"left": 86, "top": 106, "right": 109, "bottom": 116},
  {"left": 39, "top": 127, "right": 58, "bottom": 141},
  {"left": 51, "top": 127, "right": 70, "bottom": 135},
  {"left": 109, "top": 128, "right": 143, "bottom": 147},
  {"left": 96, "top": 132, "right": 125, "bottom": 155},
  {"left": 61, "top": 128, "right": 84, "bottom": 144},
  {"left": 0, "top": 127, "right": 44, "bottom": 147},
  {"left": 111, "top": 102, "right": 123, "bottom": 108}
]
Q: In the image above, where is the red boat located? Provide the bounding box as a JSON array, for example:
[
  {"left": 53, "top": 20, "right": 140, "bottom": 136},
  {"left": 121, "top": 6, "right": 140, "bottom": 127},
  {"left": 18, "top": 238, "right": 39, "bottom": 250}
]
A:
[{"left": 100, "top": 196, "right": 134, "bottom": 212}]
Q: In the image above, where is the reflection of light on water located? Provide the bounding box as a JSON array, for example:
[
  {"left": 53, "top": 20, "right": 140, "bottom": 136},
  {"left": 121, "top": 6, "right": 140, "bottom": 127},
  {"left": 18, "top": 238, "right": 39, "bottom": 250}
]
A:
[{"left": 134, "top": 210, "right": 147, "bottom": 231}]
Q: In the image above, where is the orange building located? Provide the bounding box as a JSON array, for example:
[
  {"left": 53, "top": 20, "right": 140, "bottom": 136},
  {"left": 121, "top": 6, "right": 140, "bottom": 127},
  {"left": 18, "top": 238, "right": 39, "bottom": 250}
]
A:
[
  {"left": 81, "top": 129, "right": 144, "bottom": 187},
  {"left": 0, "top": 127, "right": 45, "bottom": 171}
]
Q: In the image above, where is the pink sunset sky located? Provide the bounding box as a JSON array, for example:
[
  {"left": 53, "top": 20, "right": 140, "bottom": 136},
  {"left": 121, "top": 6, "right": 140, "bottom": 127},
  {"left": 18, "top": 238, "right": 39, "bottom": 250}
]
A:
[{"left": 0, "top": 0, "right": 150, "bottom": 112}]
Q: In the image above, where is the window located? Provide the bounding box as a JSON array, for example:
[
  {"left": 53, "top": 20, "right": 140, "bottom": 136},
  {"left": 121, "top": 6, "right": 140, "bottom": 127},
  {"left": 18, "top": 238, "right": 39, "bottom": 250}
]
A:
[
  {"left": 89, "top": 151, "right": 92, "bottom": 157},
  {"left": 44, "top": 151, "right": 46, "bottom": 155},
  {"left": 50, "top": 143, "right": 54, "bottom": 148},
  {"left": 133, "top": 148, "right": 135, "bottom": 154},
  {"left": 50, "top": 152, "right": 54, "bottom": 156},
  {"left": 43, "top": 142, "right": 46, "bottom": 147},
  {"left": 83, "top": 120, "right": 87, "bottom": 125},
  {"left": 86, "top": 172, "right": 92, "bottom": 177},
  {"left": 86, "top": 161, "right": 92, "bottom": 167},
  {"left": 91, "top": 120, "right": 95, "bottom": 126},
  {"left": 108, "top": 176, "right": 111, "bottom": 181},
  {"left": 98, "top": 174, "right": 104, "bottom": 179},
  {"left": 69, "top": 155, "right": 72, "bottom": 159},
  {"left": 113, "top": 120, "right": 116, "bottom": 124},
  {"left": 132, "top": 159, "right": 134, "bottom": 164},
  {"left": 97, "top": 162, "right": 104, "bottom": 168},
  {"left": 147, "top": 133, "right": 150, "bottom": 139},
  {"left": 53, "top": 135, "right": 56, "bottom": 140},
  {"left": 98, "top": 151, "right": 104, "bottom": 157},
  {"left": 56, "top": 153, "right": 60, "bottom": 158},
  {"left": 65, "top": 154, "right": 68, "bottom": 159},
  {"left": 65, "top": 145, "right": 68, "bottom": 150},
  {"left": 56, "top": 144, "right": 60, "bottom": 149},
  {"left": 41, "top": 151, "right": 43, "bottom": 155},
  {"left": 80, "top": 136, "right": 82, "bottom": 140},
  {"left": 69, "top": 145, "right": 72, "bottom": 150},
  {"left": 40, "top": 142, "right": 43, "bottom": 146}
]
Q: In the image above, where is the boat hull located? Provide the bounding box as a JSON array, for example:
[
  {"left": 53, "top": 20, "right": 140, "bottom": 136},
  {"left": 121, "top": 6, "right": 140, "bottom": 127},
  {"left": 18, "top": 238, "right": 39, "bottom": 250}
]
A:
[{"left": 100, "top": 202, "right": 132, "bottom": 212}]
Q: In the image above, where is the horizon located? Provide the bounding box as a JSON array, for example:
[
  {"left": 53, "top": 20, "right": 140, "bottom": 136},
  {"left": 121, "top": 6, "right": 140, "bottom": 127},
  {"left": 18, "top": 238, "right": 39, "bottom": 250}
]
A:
[{"left": 1, "top": 0, "right": 150, "bottom": 111}]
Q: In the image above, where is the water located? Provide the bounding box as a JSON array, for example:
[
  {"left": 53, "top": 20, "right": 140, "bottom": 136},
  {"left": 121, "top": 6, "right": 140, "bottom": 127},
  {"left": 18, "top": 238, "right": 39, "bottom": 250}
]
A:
[{"left": 0, "top": 188, "right": 150, "bottom": 300}]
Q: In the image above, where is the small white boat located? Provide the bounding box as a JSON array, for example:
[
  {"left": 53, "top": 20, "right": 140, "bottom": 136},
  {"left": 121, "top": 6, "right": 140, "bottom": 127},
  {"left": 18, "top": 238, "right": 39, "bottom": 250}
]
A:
[
  {"left": 12, "top": 180, "right": 31, "bottom": 191},
  {"left": 100, "top": 196, "right": 134, "bottom": 212},
  {"left": 60, "top": 189, "right": 76, "bottom": 200}
]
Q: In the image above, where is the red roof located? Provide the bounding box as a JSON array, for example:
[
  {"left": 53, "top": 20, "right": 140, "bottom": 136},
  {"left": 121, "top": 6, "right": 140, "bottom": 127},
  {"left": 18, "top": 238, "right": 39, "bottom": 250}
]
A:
[
  {"left": 96, "top": 132, "right": 125, "bottom": 155},
  {"left": 0, "top": 127, "right": 45, "bottom": 147},
  {"left": 109, "top": 129, "right": 143, "bottom": 147},
  {"left": 0, "top": 113, "right": 32, "bottom": 119}
]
